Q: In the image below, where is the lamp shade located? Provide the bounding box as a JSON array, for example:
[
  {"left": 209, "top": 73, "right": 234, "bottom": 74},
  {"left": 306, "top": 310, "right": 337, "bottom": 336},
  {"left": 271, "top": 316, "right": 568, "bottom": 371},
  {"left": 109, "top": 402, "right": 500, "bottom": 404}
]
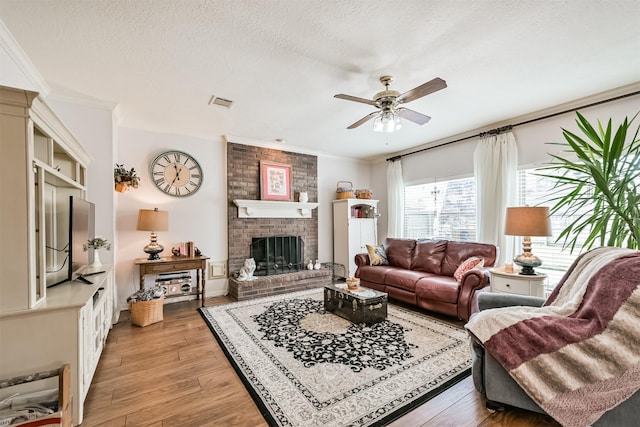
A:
[
  {"left": 136, "top": 208, "right": 169, "bottom": 232},
  {"left": 505, "top": 207, "right": 551, "bottom": 236}
]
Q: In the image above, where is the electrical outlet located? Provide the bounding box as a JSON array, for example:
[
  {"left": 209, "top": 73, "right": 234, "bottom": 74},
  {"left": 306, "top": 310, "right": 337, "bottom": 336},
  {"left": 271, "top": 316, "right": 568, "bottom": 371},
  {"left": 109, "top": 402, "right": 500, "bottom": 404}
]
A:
[{"left": 208, "top": 261, "right": 227, "bottom": 279}]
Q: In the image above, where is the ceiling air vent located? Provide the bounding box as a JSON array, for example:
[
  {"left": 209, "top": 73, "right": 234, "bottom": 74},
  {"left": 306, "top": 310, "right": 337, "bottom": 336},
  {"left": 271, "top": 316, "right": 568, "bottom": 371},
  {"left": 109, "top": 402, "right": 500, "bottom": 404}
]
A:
[{"left": 208, "top": 95, "right": 233, "bottom": 109}]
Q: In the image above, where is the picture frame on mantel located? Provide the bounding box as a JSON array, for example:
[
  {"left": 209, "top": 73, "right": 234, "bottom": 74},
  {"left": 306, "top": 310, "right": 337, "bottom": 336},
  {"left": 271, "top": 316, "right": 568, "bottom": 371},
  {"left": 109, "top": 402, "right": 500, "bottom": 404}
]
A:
[{"left": 260, "top": 161, "right": 292, "bottom": 201}]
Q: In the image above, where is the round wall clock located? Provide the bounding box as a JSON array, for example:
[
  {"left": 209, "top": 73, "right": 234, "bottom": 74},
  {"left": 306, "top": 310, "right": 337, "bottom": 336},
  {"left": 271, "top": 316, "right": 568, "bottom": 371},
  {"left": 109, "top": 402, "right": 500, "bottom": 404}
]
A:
[{"left": 150, "top": 150, "right": 203, "bottom": 197}]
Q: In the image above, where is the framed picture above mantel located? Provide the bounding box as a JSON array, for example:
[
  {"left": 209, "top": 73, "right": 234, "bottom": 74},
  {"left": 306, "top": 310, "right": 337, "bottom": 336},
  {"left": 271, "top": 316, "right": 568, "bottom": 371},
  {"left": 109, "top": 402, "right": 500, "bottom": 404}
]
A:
[{"left": 260, "top": 161, "right": 292, "bottom": 201}]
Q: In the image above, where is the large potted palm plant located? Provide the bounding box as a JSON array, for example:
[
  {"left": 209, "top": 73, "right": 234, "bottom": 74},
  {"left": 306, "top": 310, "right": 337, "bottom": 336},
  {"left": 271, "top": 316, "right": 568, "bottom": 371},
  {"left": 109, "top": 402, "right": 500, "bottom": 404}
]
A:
[{"left": 538, "top": 111, "right": 639, "bottom": 252}]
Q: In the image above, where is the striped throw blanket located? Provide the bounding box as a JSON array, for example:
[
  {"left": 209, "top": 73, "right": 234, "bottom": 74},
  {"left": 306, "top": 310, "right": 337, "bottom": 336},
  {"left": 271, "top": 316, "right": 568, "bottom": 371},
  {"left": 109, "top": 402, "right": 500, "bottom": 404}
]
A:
[{"left": 466, "top": 247, "right": 640, "bottom": 427}]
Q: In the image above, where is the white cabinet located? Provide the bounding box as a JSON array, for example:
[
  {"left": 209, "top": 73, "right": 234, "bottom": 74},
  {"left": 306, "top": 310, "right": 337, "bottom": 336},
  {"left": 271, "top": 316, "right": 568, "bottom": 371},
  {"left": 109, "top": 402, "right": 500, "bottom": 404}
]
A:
[
  {"left": 490, "top": 267, "right": 547, "bottom": 297},
  {"left": 0, "top": 85, "right": 107, "bottom": 426},
  {"left": 0, "top": 85, "right": 91, "bottom": 313},
  {"left": 333, "top": 199, "right": 379, "bottom": 278},
  {"left": 0, "top": 268, "right": 114, "bottom": 426}
]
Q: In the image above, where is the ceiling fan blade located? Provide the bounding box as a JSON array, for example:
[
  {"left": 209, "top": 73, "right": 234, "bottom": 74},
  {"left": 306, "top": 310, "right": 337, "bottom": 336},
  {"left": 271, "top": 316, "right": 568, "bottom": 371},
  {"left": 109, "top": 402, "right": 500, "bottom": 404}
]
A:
[
  {"left": 397, "top": 108, "right": 431, "bottom": 125},
  {"left": 334, "top": 94, "right": 377, "bottom": 106},
  {"left": 347, "top": 111, "right": 379, "bottom": 129},
  {"left": 397, "top": 77, "right": 447, "bottom": 104}
]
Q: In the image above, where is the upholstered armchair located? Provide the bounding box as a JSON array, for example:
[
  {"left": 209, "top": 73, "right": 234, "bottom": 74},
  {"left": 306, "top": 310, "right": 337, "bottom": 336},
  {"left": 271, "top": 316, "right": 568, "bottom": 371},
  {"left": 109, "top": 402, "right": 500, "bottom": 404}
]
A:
[{"left": 467, "top": 247, "right": 640, "bottom": 427}]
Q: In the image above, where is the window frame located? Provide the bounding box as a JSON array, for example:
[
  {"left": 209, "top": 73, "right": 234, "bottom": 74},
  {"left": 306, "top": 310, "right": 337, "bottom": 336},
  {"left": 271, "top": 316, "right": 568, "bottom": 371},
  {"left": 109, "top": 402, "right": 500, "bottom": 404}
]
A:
[{"left": 402, "top": 173, "right": 477, "bottom": 242}]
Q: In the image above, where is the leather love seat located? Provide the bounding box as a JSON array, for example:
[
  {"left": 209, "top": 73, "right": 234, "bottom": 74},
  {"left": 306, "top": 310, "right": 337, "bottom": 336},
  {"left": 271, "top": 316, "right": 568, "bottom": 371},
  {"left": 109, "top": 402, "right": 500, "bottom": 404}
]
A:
[{"left": 355, "top": 238, "right": 497, "bottom": 321}]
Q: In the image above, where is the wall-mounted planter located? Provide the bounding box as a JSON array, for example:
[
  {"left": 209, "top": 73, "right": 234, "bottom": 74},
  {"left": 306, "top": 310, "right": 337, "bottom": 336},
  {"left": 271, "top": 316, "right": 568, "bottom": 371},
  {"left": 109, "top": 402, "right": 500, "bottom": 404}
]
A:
[
  {"left": 234, "top": 199, "right": 319, "bottom": 218},
  {"left": 115, "top": 182, "right": 129, "bottom": 193},
  {"left": 114, "top": 163, "right": 139, "bottom": 193}
]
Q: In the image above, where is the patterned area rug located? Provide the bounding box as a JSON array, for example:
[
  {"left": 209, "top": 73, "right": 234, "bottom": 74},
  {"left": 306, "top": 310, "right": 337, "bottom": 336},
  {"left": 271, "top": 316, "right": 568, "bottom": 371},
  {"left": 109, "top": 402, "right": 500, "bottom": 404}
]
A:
[{"left": 199, "top": 289, "right": 471, "bottom": 427}]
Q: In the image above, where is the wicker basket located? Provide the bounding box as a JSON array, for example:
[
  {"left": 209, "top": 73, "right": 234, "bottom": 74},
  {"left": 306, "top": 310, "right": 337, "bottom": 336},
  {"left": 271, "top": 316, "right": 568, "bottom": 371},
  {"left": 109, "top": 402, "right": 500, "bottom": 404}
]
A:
[
  {"left": 129, "top": 296, "right": 164, "bottom": 327},
  {"left": 336, "top": 181, "right": 354, "bottom": 199},
  {"left": 355, "top": 189, "right": 373, "bottom": 199}
]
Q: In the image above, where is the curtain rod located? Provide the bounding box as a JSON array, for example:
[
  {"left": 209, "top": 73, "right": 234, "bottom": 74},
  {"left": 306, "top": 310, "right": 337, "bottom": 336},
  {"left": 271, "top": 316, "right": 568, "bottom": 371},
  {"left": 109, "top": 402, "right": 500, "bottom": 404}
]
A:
[{"left": 386, "top": 90, "right": 640, "bottom": 162}]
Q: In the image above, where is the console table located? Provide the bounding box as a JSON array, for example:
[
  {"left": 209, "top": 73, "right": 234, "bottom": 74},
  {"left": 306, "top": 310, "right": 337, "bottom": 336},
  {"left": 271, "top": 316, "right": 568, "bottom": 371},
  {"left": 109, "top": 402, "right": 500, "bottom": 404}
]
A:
[{"left": 135, "top": 256, "right": 209, "bottom": 306}]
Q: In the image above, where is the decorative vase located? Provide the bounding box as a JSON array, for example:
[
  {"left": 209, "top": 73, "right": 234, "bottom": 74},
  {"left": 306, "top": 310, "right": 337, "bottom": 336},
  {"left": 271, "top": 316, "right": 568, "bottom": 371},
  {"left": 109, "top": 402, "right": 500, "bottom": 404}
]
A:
[
  {"left": 299, "top": 192, "right": 308, "bottom": 203},
  {"left": 91, "top": 250, "right": 102, "bottom": 267},
  {"left": 115, "top": 182, "right": 128, "bottom": 193},
  {"left": 314, "top": 259, "right": 321, "bottom": 270},
  {"left": 307, "top": 260, "right": 313, "bottom": 270}
]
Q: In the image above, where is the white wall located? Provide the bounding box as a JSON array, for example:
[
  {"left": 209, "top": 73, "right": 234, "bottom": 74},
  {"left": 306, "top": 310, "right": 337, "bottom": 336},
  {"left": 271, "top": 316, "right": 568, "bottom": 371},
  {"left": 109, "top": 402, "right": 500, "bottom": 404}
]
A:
[
  {"left": 114, "top": 128, "right": 227, "bottom": 310},
  {"left": 515, "top": 96, "right": 639, "bottom": 167},
  {"left": 0, "top": 22, "right": 44, "bottom": 93},
  {"left": 45, "top": 96, "right": 115, "bottom": 266},
  {"left": 0, "top": 44, "right": 36, "bottom": 91},
  {"left": 370, "top": 92, "right": 640, "bottom": 242},
  {"left": 369, "top": 158, "right": 389, "bottom": 240},
  {"left": 317, "top": 155, "right": 372, "bottom": 260}
]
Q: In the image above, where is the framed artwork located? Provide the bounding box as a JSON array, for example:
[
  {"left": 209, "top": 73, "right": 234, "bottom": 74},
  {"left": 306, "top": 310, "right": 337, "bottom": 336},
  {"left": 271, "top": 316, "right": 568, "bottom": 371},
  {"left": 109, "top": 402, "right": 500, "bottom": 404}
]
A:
[{"left": 260, "top": 161, "right": 292, "bottom": 201}]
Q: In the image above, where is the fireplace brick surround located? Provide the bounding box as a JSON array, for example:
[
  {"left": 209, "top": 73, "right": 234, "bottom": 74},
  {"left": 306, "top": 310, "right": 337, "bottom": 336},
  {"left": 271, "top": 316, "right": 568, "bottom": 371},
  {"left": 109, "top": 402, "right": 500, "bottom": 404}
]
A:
[
  {"left": 227, "top": 142, "right": 325, "bottom": 299},
  {"left": 228, "top": 269, "right": 331, "bottom": 301}
]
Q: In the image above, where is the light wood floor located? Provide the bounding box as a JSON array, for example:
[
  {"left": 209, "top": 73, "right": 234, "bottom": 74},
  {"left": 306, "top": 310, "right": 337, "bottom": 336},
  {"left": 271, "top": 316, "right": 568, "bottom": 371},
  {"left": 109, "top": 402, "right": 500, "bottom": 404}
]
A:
[{"left": 81, "top": 297, "right": 560, "bottom": 427}]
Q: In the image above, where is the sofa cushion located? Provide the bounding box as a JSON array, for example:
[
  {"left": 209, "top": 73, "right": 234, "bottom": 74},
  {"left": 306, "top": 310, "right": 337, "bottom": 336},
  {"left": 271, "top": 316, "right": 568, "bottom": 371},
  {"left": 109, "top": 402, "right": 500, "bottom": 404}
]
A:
[
  {"left": 411, "top": 239, "right": 447, "bottom": 274},
  {"left": 366, "top": 244, "right": 389, "bottom": 265},
  {"left": 385, "top": 269, "right": 433, "bottom": 292},
  {"left": 415, "top": 275, "right": 460, "bottom": 304},
  {"left": 441, "top": 241, "right": 497, "bottom": 277},
  {"left": 357, "top": 265, "right": 398, "bottom": 285},
  {"left": 384, "top": 238, "right": 417, "bottom": 270},
  {"left": 454, "top": 257, "right": 485, "bottom": 282}
]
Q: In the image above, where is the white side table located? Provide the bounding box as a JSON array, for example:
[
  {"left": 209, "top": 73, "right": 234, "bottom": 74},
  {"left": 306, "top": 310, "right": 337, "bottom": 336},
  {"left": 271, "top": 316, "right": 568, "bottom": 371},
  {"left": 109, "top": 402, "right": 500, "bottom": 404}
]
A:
[{"left": 490, "top": 267, "right": 547, "bottom": 297}]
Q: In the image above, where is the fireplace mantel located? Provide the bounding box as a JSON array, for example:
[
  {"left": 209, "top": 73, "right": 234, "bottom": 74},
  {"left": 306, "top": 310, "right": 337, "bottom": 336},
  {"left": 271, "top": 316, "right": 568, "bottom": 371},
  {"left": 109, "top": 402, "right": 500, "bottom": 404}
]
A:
[{"left": 233, "top": 199, "right": 319, "bottom": 218}]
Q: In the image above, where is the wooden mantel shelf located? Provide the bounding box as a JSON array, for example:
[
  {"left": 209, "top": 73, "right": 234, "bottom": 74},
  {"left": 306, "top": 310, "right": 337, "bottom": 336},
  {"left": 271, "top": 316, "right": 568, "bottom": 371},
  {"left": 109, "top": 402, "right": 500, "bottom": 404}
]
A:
[{"left": 233, "top": 199, "right": 319, "bottom": 218}]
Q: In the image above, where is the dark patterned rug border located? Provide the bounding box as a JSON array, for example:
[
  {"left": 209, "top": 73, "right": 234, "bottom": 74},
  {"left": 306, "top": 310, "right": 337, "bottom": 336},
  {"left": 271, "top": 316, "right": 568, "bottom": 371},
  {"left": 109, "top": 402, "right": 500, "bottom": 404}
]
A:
[
  {"left": 199, "top": 306, "right": 283, "bottom": 426},
  {"left": 199, "top": 289, "right": 471, "bottom": 427}
]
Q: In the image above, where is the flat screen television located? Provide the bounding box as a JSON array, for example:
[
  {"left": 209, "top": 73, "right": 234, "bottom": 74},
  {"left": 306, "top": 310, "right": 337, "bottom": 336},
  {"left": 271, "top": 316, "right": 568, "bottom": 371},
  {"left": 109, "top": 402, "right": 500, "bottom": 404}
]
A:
[{"left": 48, "top": 195, "right": 96, "bottom": 287}]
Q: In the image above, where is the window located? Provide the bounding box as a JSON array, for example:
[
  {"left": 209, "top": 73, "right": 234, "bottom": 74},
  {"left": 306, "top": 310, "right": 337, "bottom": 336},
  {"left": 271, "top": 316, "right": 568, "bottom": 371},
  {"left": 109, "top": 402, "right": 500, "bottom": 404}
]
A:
[
  {"left": 518, "top": 168, "right": 593, "bottom": 291},
  {"left": 403, "top": 177, "right": 476, "bottom": 241}
]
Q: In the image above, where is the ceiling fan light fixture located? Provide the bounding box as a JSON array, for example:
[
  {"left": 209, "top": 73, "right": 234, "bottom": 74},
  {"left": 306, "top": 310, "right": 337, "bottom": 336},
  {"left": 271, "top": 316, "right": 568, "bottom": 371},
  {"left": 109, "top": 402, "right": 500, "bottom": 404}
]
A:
[
  {"left": 336, "top": 75, "right": 445, "bottom": 132},
  {"left": 373, "top": 110, "right": 402, "bottom": 133}
]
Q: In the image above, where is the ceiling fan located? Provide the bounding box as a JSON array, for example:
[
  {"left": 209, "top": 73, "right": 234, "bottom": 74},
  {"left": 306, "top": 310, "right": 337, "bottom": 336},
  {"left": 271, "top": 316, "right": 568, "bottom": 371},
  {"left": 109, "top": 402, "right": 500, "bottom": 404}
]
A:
[{"left": 334, "top": 76, "right": 447, "bottom": 132}]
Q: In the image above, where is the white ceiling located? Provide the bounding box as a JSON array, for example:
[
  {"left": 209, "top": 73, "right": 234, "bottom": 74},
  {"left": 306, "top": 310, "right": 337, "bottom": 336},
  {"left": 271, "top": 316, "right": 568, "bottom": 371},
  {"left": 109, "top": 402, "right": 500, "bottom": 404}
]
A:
[{"left": 1, "top": 0, "right": 639, "bottom": 160}]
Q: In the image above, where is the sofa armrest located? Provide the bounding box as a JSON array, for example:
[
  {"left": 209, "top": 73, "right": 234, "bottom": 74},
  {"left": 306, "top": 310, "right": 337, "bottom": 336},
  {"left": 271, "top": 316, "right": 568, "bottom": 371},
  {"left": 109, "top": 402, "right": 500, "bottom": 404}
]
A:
[
  {"left": 478, "top": 293, "right": 545, "bottom": 311},
  {"left": 354, "top": 253, "right": 369, "bottom": 269},
  {"left": 457, "top": 267, "right": 491, "bottom": 321}
]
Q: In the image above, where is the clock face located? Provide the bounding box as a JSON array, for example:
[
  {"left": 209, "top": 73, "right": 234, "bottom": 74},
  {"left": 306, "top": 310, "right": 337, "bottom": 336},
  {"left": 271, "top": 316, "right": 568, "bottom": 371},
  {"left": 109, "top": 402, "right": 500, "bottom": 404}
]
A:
[{"left": 150, "top": 150, "right": 203, "bottom": 197}]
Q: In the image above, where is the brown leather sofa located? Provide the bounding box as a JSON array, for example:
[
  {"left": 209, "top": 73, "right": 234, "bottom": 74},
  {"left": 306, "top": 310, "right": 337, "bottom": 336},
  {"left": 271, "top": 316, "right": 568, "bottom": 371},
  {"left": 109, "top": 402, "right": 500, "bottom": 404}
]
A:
[{"left": 355, "top": 238, "right": 497, "bottom": 321}]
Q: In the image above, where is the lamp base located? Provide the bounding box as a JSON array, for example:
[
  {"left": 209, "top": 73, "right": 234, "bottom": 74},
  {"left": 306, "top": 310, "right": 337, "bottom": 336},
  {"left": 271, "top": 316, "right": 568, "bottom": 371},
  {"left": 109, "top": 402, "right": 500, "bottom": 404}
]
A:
[
  {"left": 518, "top": 265, "right": 537, "bottom": 276},
  {"left": 513, "top": 253, "right": 542, "bottom": 276},
  {"left": 144, "top": 243, "right": 164, "bottom": 261}
]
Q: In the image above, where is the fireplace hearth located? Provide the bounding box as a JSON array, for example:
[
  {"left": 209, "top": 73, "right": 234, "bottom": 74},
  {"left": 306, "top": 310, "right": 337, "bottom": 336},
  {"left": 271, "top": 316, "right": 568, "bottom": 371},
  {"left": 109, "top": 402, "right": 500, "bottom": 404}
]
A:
[{"left": 251, "top": 235, "right": 304, "bottom": 276}]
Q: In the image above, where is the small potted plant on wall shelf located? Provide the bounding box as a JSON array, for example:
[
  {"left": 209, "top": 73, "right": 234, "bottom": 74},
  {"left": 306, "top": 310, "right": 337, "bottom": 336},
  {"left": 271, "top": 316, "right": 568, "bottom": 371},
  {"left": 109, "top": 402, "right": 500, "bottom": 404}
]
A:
[{"left": 114, "top": 163, "right": 140, "bottom": 192}]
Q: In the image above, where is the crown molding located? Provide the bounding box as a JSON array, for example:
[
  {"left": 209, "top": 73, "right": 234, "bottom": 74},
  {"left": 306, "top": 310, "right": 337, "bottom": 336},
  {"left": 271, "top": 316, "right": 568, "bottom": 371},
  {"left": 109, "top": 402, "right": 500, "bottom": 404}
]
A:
[
  {"left": 0, "top": 19, "right": 50, "bottom": 96},
  {"left": 224, "top": 134, "right": 321, "bottom": 157},
  {"left": 46, "top": 90, "right": 117, "bottom": 111},
  {"left": 223, "top": 134, "right": 370, "bottom": 163}
]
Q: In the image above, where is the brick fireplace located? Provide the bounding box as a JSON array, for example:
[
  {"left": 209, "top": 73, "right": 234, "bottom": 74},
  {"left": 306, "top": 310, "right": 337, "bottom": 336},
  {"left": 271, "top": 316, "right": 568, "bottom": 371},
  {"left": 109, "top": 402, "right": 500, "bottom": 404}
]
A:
[{"left": 227, "top": 142, "right": 329, "bottom": 299}]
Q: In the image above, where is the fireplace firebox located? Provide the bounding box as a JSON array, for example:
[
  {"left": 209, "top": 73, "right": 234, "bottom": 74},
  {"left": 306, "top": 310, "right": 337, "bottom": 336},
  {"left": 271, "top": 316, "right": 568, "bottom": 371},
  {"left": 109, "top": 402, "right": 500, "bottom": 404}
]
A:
[{"left": 251, "top": 235, "right": 304, "bottom": 276}]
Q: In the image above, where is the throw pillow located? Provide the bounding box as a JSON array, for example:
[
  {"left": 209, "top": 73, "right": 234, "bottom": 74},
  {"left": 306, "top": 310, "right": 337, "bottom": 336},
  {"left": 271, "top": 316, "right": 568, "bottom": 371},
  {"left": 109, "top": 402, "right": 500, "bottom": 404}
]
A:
[
  {"left": 366, "top": 244, "right": 389, "bottom": 266},
  {"left": 454, "top": 257, "right": 485, "bottom": 282}
]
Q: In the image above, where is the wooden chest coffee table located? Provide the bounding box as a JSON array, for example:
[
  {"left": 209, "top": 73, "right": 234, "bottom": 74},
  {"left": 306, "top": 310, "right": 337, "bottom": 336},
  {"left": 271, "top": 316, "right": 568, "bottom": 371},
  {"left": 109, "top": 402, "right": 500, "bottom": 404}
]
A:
[{"left": 323, "top": 283, "right": 388, "bottom": 325}]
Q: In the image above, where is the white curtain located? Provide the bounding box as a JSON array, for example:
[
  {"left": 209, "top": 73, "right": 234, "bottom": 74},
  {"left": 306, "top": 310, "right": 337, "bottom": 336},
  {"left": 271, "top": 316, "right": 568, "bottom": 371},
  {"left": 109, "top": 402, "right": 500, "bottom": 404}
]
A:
[
  {"left": 474, "top": 131, "right": 518, "bottom": 266},
  {"left": 387, "top": 159, "right": 404, "bottom": 238}
]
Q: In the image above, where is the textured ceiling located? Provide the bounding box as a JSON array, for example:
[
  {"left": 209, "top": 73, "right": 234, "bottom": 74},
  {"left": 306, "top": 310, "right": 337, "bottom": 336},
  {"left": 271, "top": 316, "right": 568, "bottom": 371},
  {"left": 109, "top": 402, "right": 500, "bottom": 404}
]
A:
[{"left": 1, "top": 0, "right": 638, "bottom": 160}]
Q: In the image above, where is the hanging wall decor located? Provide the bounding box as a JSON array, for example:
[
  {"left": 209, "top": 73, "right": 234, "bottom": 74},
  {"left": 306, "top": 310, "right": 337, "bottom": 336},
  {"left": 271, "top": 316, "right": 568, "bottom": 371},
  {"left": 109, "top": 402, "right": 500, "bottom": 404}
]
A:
[{"left": 260, "top": 160, "right": 292, "bottom": 201}]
